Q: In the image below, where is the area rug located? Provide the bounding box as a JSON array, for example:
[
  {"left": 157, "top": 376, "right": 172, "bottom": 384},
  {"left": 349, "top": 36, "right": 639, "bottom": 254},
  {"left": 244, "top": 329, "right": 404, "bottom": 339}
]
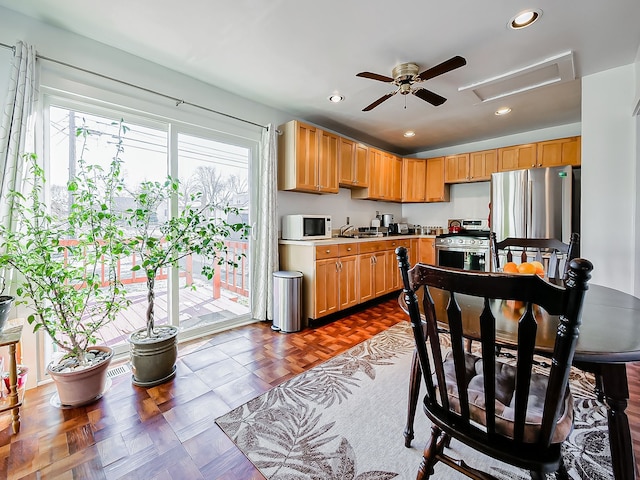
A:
[{"left": 216, "top": 322, "right": 613, "bottom": 479}]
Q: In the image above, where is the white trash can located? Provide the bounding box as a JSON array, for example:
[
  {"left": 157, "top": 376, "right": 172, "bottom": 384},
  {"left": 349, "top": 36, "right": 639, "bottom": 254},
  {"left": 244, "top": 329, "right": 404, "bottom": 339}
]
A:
[{"left": 272, "top": 271, "right": 303, "bottom": 333}]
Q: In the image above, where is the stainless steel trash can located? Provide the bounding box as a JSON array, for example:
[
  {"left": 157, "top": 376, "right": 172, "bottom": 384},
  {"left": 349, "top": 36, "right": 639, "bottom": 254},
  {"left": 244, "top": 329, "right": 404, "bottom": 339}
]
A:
[{"left": 272, "top": 271, "right": 303, "bottom": 333}]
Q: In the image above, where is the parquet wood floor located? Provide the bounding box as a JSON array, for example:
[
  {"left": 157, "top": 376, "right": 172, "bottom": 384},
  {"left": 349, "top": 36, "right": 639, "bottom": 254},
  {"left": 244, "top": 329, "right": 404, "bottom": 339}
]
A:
[{"left": 1, "top": 296, "right": 639, "bottom": 479}]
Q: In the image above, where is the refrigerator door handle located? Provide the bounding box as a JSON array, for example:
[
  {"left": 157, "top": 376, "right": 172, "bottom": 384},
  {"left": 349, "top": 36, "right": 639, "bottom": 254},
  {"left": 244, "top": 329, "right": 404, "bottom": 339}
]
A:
[{"left": 527, "top": 178, "right": 533, "bottom": 238}]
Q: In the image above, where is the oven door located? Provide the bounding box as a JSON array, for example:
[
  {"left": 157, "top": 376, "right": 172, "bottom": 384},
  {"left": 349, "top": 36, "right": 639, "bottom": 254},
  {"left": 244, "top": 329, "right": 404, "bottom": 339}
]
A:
[{"left": 436, "top": 247, "right": 488, "bottom": 272}]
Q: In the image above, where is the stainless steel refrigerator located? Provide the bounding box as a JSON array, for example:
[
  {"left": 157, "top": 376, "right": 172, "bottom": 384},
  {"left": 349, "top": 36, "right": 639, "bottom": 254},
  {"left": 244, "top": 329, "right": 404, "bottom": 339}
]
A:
[{"left": 490, "top": 165, "right": 580, "bottom": 243}]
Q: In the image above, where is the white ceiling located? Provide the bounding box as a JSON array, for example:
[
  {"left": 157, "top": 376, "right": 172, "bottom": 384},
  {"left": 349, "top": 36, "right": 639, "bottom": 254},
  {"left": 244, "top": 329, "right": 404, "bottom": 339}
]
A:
[{"left": 1, "top": 0, "right": 639, "bottom": 155}]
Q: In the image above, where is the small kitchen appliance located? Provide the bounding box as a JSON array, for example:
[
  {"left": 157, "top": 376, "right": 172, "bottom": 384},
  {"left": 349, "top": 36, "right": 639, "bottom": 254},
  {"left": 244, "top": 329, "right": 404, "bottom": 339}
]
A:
[
  {"left": 380, "top": 214, "right": 394, "bottom": 227},
  {"left": 281, "top": 214, "right": 332, "bottom": 240}
]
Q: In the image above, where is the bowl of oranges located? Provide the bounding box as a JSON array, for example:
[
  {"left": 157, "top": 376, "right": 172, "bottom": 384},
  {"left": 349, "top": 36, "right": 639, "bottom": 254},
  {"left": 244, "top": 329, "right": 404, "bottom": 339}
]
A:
[{"left": 502, "top": 261, "right": 545, "bottom": 276}]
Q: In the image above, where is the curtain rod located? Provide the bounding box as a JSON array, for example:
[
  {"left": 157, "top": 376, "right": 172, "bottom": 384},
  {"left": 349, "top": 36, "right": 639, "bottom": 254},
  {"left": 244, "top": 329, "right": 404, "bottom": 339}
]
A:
[{"left": 0, "top": 41, "right": 279, "bottom": 133}]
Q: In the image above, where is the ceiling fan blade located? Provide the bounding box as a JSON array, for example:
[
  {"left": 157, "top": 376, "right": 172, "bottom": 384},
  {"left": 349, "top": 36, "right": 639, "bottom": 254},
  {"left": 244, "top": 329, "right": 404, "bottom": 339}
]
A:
[
  {"left": 413, "top": 88, "right": 447, "bottom": 106},
  {"left": 418, "top": 55, "right": 467, "bottom": 81},
  {"left": 362, "top": 92, "right": 397, "bottom": 111},
  {"left": 356, "top": 71, "right": 395, "bottom": 83}
]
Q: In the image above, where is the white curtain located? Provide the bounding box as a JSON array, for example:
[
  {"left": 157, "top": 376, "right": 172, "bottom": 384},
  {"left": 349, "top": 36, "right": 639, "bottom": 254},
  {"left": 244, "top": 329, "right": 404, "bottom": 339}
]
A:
[
  {"left": 0, "top": 41, "right": 39, "bottom": 287},
  {"left": 250, "top": 124, "right": 279, "bottom": 321}
]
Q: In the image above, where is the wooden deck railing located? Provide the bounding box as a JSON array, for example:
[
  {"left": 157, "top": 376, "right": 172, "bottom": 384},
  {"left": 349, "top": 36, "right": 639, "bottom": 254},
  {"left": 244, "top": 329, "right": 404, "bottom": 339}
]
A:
[{"left": 58, "top": 239, "right": 249, "bottom": 299}]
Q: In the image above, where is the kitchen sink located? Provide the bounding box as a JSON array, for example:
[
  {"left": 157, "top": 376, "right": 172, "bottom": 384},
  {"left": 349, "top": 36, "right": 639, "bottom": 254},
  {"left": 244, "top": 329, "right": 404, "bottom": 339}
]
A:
[{"left": 337, "top": 232, "right": 383, "bottom": 239}]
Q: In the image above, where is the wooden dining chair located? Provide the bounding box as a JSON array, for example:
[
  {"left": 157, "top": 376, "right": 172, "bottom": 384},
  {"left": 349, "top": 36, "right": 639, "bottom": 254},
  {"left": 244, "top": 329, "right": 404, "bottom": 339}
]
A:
[
  {"left": 396, "top": 246, "right": 593, "bottom": 480},
  {"left": 491, "top": 232, "right": 580, "bottom": 281}
]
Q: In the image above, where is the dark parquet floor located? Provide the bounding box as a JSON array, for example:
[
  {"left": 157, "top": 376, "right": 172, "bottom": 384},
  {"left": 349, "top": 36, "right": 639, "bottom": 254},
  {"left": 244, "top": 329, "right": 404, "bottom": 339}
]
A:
[{"left": 1, "top": 296, "right": 639, "bottom": 479}]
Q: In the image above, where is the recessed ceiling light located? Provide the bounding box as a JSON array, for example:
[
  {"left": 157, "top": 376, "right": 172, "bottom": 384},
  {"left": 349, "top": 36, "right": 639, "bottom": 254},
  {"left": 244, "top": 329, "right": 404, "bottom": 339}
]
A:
[
  {"left": 404, "top": 130, "right": 416, "bottom": 138},
  {"left": 509, "top": 9, "right": 542, "bottom": 29},
  {"left": 328, "top": 94, "right": 344, "bottom": 103},
  {"left": 495, "top": 107, "right": 512, "bottom": 116}
]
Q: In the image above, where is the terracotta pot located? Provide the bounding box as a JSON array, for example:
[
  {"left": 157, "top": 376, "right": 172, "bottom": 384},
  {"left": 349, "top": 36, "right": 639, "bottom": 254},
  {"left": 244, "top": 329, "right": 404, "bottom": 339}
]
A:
[
  {"left": 129, "top": 325, "right": 178, "bottom": 387},
  {"left": 47, "top": 346, "right": 113, "bottom": 407}
]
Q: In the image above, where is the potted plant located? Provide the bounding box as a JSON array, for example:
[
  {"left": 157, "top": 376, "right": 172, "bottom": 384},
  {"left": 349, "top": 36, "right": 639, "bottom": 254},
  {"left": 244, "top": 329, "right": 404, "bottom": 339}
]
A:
[
  {"left": 125, "top": 177, "right": 250, "bottom": 387},
  {"left": 0, "top": 276, "right": 14, "bottom": 333},
  {"left": 0, "top": 124, "right": 130, "bottom": 407}
]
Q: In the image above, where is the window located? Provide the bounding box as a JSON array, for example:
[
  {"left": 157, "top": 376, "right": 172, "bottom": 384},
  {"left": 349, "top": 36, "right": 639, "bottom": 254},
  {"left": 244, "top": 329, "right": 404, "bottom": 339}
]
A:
[{"left": 43, "top": 98, "right": 252, "bottom": 369}]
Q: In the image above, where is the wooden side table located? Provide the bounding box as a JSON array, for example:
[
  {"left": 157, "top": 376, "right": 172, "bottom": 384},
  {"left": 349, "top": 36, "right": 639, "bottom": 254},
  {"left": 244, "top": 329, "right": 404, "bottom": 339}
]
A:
[{"left": 0, "top": 320, "right": 24, "bottom": 434}]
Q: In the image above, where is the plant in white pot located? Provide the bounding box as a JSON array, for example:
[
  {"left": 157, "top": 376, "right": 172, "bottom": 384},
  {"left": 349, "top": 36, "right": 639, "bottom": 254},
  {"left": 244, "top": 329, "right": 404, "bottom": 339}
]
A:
[
  {"left": 0, "top": 126, "right": 130, "bottom": 407},
  {"left": 0, "top": 275, "right": 15, "bottom": 333},
  {"left": 124, "top": 177, "right": 250, "bottom": 387}
]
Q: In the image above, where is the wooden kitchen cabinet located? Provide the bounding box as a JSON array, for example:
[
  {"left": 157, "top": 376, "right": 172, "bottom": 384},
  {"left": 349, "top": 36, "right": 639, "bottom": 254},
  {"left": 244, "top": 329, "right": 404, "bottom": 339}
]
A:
[
  {"left": 318, "top": 129, "right": 339, "bottom": 193},
  {"left": 402, "top": 158, "right": 427, "bottom": 202},
  {"left": 385, "top": 238, "right": 416, "bottom": 291},
  {"left": 280, "top": 238, "right": 416, "bottom": 324},
  {"left": 425, "top": 156, "right": 450, "bottom": 202},
  {"left": 469, "top": 149, "right": 497, "bottom": 181},
  {"left": 339, "top": 137, "right": 369, "bottom": 188},
  {"left": 536, "top": 136, "right": 581, "bottom": 167},
  {"left": 314, "top": 257, "right": 340, "bottom": 318},
  {"left": 358, "top": 240, "right": 386, "bottom": 301},
  {"left": 278, "top": 120, "right": 338, "bottom": 193},
  {"left": 444, "top": 154, "right": 470, "bottom": 183},
  {"left": 338, "top": 254, "right": 358, "bottom": 310},
  {"left": 497, "top": 143, "right": 537, "bottom": 171},
  {"left": 445, "top": 150, "right": 497, "bottom": 183},
  {"left": 418, "top": 238, "right": 435, "bottom": 265},
  {"left": 352, "top": 149, "right": 402, "bottom": 201}
]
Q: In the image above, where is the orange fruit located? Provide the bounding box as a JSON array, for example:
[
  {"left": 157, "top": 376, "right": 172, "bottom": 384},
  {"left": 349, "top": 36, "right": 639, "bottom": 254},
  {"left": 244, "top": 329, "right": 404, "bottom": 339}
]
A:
[
  {"left": 503, "top": 262, "right": 518, "bottom": 273},
  {"left": 517, "top": 262, "right": 537, "bottom": 274},
  {"left": 530, "top": 261, "right": 545, "bottom": 275}
]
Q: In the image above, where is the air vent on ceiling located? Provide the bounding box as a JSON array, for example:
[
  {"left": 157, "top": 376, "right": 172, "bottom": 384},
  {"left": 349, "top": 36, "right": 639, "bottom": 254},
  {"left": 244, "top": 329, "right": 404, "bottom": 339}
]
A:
[{"left": 459, "top": 51, "right": 575, "bottom": 103}]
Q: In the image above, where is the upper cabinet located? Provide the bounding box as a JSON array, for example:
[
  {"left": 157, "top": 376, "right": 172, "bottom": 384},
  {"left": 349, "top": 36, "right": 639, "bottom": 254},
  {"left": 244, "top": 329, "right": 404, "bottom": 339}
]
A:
[
  {"left": 279, "top": 118, "right": 579, "bottom": 201},
  {"left": 497, "top": 143, "right": 537, "bottom": 171},
  {"left": 536, "top": 136, "right": 581, "bottom": 168},
  {"left": 496, "top": 136, "right": 581, "bottom": 172},
  {"left": 444, "top": 154, "right": 470, "bottom": 183},
  {"left": 425, "top": 156, "right": 450, "bottom": 202},
  {"left": 278, "top": 120, "right": 338, "bottom": 194},
  {"left": 339, "top": 137, "right": 369, "bottom": 188},
  {"left": 468, "top": 149, "right": 498, "bottom": 181},
  {"left": 402, "top": 158, "right": 427, "bottom": 202},
  {"left": 352, "top": 149, "right": 402, "bottom": 201}
]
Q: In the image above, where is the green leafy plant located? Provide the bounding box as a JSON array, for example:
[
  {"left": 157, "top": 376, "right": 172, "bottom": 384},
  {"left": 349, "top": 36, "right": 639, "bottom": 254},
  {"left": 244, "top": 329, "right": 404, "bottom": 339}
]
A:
[
  {"left": 125, "top": 178, "right": 251, "bottom": 338},
  {"left": 0, "top": 123, "right": 131, "bottom": 366}
]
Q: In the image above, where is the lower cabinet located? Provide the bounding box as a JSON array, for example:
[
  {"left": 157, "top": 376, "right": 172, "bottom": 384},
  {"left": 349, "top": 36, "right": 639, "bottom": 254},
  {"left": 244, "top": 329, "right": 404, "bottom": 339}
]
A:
[
  {"left": 418, "top": 238, "right": 435, "bottom": 265},
  {"left": 279, "top": 237, "right": 418, "bottom": 324},
  {"left": 314, "top": 258, "right": 340, "bottom": 318},
  {"left": 338, "top": 255, "right": 358, "bottom": 310}
]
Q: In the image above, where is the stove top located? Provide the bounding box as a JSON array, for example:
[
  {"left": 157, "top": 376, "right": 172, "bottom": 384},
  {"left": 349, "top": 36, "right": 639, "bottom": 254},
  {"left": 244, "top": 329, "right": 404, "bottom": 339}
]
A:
[
  {"left": 436, "top": 230, "right": 491, "bottom": 249},
  {"left": 436, "top": 230, "right": 491, "bottom": 239}
]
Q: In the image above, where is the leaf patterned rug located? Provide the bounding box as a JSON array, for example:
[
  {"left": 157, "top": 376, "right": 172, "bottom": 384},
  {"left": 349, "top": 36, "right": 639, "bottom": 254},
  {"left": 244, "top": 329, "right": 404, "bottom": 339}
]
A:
[{"left": 216, "top": 322, "right": 613, "bottom": 479}]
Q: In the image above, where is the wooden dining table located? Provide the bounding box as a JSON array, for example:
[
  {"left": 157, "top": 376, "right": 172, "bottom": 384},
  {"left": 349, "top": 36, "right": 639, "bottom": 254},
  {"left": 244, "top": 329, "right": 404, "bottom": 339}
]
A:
[{"left": 399, "top": 283, "right": 640, "bottom": 480}]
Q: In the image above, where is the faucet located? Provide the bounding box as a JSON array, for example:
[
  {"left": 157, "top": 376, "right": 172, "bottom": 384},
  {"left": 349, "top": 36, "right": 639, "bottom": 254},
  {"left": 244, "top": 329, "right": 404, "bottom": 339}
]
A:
[{"left": 339, "top": 224, "right": 357, "bottom": 236}]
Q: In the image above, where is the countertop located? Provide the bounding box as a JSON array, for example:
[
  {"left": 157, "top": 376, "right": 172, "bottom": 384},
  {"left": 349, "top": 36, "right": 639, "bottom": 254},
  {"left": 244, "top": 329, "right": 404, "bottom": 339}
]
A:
[{"left": 279, "top": 234, "right": 436, "bottom": 246}]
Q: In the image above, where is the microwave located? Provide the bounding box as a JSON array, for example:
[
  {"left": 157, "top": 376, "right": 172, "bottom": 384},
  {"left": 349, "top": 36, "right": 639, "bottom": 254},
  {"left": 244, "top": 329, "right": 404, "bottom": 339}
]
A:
[{"left": 282, "top": 214, "right": 332, "bottom": 240}]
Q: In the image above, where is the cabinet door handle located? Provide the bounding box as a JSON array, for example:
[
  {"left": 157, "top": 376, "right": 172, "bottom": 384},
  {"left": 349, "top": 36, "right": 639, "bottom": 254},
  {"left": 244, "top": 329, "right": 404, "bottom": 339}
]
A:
[
  {"left": 346, "top": 247, "right": 352, "bottom": 252},
  {"left": 325, "top": 249, "right": 331, "bottom": 254}
]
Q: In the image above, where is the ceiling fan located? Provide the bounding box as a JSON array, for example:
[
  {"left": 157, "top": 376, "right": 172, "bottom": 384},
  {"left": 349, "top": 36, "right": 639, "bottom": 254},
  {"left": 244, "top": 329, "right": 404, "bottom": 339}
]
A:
[{"left": 356, "top": 55, "right": 467, "bottom": 111}]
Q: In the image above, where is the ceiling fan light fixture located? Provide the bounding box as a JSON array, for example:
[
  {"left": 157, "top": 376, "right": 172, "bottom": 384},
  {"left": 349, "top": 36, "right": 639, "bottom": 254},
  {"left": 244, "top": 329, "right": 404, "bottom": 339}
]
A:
[
  {"left": 328, "top": 94, "right": 344, "bottom": 103},
  {"left": 495, "top": 107, "right": 512, "bottom": 116},
  {"left": 403, "top": 130, "right": 416, "bottom": 138},
  {"left": 509, "top": 9, "right": 542, "bottom": 29}
]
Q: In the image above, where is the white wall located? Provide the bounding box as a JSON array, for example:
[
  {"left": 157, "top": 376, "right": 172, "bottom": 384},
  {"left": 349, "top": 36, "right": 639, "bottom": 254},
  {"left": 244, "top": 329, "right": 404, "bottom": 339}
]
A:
[{"left": 582, "top": 64, "right": 637, "bottom": 292}]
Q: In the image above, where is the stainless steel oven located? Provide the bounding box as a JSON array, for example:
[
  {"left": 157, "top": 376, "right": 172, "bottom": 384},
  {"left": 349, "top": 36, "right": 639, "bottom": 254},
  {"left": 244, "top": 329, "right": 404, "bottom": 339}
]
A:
[{"left": 435, "top": 232, "right": 490, "bottom": 271}]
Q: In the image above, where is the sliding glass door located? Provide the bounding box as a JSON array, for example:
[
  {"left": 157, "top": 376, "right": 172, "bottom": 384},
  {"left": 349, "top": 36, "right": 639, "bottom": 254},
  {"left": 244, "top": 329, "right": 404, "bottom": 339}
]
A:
[{"left": 42, "top": 98, "right": 252, "bottom": 372}]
